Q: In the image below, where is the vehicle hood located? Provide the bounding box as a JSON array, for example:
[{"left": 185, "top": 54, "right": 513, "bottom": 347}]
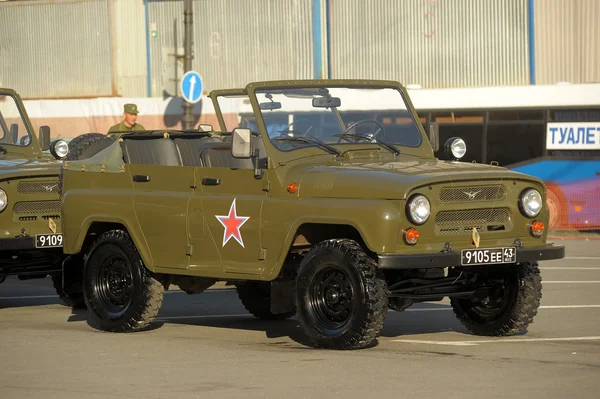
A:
[
  {"left": 0, "top": 155, "right": 62, "bottom": 180},
  {"left": 291, "top": 157, "right": 544, "bottom": 199}
]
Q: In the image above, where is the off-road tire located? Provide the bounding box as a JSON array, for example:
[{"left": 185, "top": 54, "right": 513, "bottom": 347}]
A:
[
  {"left": 450, "top": 262, "right": 542, "bottom": 336},
  {"left": 236, "top": 282, "right": 295, "bottom": 320},
  {"left": 83, "top": 230, "right": 164, "bottom": 332},
  {"left": 52, "top": 274, "right": 86, "bottom": 309},
  {"left": 295, "top": 239, "right": 388, "bottom": 350}
]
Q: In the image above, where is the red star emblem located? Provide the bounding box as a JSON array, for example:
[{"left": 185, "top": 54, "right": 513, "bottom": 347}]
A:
[{"left": 215, "top": 198, "right": 250, "bottom": 248}]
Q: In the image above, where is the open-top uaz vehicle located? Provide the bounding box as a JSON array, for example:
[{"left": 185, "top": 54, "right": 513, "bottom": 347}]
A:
[
  {"left": 59, "top": 80, "right": 564, "bottom": 349},
  {"left": 0, "top": 88, "right": 81, "bottom": 302}
]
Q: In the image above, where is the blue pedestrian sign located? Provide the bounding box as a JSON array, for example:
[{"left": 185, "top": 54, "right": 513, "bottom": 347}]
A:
[{"left": 180, "top": 71, "right": 203, "bottom": 104}]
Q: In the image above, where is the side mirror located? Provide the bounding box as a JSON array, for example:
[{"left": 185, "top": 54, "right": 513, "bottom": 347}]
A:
[
  {"left": 10, "top": 124, "right": 18, "bottom": 143},
  {"left": 429, "top": 122, "right": 439, "bottom": 152},
  {"left": 39, "top": 126, "right": 51, "bottom": 151},
  {"left": 232, "top": 128, "right": 252, "bottom": 158}
]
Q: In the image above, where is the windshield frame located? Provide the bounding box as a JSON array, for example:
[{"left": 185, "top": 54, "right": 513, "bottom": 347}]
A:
[
  {"left": 245, "top": 80, "right": 433, "bottom": 163},
  {"left": 0, "top": 89, "right": 43, "bottom": 158}
]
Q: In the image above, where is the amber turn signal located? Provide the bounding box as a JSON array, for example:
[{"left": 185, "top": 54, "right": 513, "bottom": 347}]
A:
[
  {"left": 287, "top": 182, "right": 299, "bottom": 194},
  {"left": 530, "top": 220, "right": 545, "bottom": 237},
  {"left": 403, "top": 228, "right": 420, "bottom": 245}
]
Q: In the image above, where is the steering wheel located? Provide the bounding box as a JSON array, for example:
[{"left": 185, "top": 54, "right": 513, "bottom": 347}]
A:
[
  {"left": 337, "top": 119, "right": 386, "bottom": 143},
  {"left": 276, "top": 119, "right": 315, "bottom": 138}
]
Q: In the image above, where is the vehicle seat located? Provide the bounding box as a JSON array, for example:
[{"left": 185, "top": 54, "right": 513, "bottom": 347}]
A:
[
  {"left": 174, "top": 136, "right": 223, "bottom": 167},
  {"left": 121, "top": 138, "right": 182, "bottom": 166},
  {"left": 197, "top": 142, "right": 254, "bottom": 169}
]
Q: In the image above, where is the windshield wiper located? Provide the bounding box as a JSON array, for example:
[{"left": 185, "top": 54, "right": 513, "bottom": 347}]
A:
[
  {"left": 274, "top": 135, "right": 341, "bottom": 156},
  {"left": 334, "top": 133, "right": 400, "bottom": 156},
  {"left": 0, "top": 145, "right": 7, "bottom": 155}
]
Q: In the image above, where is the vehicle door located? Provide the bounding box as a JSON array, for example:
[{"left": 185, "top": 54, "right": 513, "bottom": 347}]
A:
[
  {"left": 123, "top": 136, "right": 193, "bottom": 270},
  {"left": 194, "top": 140, "right": 266, "bottom": 276}
]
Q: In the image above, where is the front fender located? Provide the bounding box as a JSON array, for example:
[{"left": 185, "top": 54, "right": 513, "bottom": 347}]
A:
[{"left": 261, "top": 198, "right": 403, "bottom": 280}]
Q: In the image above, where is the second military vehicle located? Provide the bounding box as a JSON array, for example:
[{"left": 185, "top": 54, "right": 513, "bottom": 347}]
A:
[{"left": 59, "top": 80, "right": 564, "bottom": 349}]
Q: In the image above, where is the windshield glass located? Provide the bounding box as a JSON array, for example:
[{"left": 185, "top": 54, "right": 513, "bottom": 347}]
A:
[
  {"left": 0, "top": 94, "right": 32, "bottom": 148},
  {"left": 250, "top": 86, "right": 423, "bottom": 152}
]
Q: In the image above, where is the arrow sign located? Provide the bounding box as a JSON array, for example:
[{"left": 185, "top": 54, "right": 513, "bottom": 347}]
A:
[{"left": 180, "top": 71, "right": 203, "bottom": 104}]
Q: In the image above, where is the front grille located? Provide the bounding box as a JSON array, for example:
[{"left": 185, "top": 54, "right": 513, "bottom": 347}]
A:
[
  {"left": 17, "top": 181, "right": 60, "bottom": 194},
  {"left": 435, "top": 208, "right": 510, "bottom": 235},
  {"left": 13, "top": 201, "right": 61, "bottom": 215},
  {"left": 440, "top": 185, "right": 504, "bottom": 203}
]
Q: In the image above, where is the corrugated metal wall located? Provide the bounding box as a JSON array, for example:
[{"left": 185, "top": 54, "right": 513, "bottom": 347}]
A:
[
  {"left": 0, "top": 0, "right": 114, "bottom": 98},
  {"left": 111, "top": 0, "right": 147, "bottom": 97},
  {"left": 328, "top": 0, "right": 530, "bottom": 88},
  {"left": 147, "top": 0, "right": 314, "bottom": 97},
  {"left": 534, "top": 0, "right": 600, "bottom": 85}
]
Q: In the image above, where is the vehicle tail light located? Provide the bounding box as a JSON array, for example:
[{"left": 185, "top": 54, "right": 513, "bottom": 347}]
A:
[
  {"left": 403, "top": 228, "right": 420, "bottom": 245},
  {"left": 287, "top": 182, "right": 298, "bottom": 194},
  {"left": 530, "top": 220, "right": 545, "bottom": 237}
]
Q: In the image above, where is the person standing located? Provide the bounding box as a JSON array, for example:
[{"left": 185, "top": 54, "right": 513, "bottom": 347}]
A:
[{"left": 108, "top": 104, "right": 145, "bottom": 132}]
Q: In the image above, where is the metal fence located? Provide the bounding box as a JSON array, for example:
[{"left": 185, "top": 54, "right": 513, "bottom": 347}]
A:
[
  {"left": 328, "top": 0, "right": 531, "bottom": 88},
  {"left": 1, "top": 0, "right": 598, "bottom": 98},
  {"left": 146, "top": 0, "right": 315, "bottom": 97},
  {"left": 533, "top": 0, "right": 600, "bottom": 85},
  {"left": 0, "top": 0, "right": 114, "bottom": 98}
]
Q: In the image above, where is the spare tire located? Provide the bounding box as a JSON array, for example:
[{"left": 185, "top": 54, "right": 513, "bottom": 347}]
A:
[{"left": 65, "top": 133, "right": 116, "bottom": 161}]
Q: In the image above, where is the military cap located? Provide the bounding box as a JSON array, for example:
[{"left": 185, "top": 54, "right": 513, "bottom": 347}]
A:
[{"left": 124, "top": 103, "right": 139, "bottom": 115}]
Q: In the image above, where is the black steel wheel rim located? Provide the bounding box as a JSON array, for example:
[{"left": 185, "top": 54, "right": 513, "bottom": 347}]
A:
[
  {"left": 308, "top": 265, "right": 355, "bottom": 332},
  {"left": 94, "top": 254, "right": 134, "bottom": 317},
  {"left": 468, "top": 277, "right": 514, "bottom": 321}
]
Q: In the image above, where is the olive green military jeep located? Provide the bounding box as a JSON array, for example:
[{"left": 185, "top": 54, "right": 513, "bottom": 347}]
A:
[
  {"left": 0, "top": 89, "right": 117, "bottom": 308},
  {"left": 0, "top": 88, "right": 78, "bottom": 302},
  {"left": 60, "top": 80, "right": 565, "bottom": 349}
]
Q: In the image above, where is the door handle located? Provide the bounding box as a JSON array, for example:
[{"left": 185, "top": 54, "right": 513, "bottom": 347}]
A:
[
  {"left": 133, "top": 175, "right": 151, "bottom": 182},
  {"left": 202, "top": 178, "right": 221, "bottom": 186}
]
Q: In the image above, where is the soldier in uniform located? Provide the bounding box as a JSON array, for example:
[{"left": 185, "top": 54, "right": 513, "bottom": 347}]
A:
[{"left": 108, "top": 103, "right": 146, "bottom": 132}]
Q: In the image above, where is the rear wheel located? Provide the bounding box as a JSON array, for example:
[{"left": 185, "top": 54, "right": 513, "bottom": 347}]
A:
[
  {"left": 83, "top": 230, "right": 164, "bottom": 332},
  {"left": 236, "top": 282, "right": 295, "bottom": 320},
  {"left": 296, "top": 239, "right": 388, "bottom": 350},
  {"left": 450, "top": 262, "right": 542, "bottom": 336}
]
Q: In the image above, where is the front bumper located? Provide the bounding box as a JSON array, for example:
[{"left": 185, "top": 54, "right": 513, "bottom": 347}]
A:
[
  {"left": 0, "top": 236, "right": 36, "bottom": 251},
  {"left": 378, "top": 244, "right": 565, "bottom": 269}
]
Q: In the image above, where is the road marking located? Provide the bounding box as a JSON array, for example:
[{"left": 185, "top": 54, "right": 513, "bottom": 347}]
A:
[
  {"left": 564, "top": 256, "right": 600, "bottom": 260},
  {"left": 402, "top": 305, "right": 600, "bottom": 312},
  {"left": 541, "top": 267, "right": 600, "bottom": 270},
  {"left": 543, "top": 281, "right": 600, "bottom": 284},
  {"left": 156, "top": 313, "right": 250, "bottom": 321},
  {"left": 391, "top": 336, "right": 600, "bottom": 346},
  {"left": 0, "top": 295, "right": 57, "bottom": 300}
]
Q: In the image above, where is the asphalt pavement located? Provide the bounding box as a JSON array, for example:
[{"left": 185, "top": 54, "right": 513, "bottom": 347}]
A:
[{"left": 1, "top": 238, "right": 599, "bottom": 399}]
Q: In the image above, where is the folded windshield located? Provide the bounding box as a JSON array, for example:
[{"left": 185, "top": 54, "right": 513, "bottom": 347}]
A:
[
  {"left": 0, "top": 94, "right": 33, "bottom": 148},
  {"left": 252, "top": 86, "right": 423, "bottom": 152}
]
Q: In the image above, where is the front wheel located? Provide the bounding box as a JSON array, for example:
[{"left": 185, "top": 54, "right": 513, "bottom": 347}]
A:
[
  {"left": 450, "top": 262, "right": 542, "bottom": 336},
  {"left": 296, "top": 239, "right": 388, "bottom": 350},
  {"left": 83, "top": 230, "right": 164, "bottom": 332}
]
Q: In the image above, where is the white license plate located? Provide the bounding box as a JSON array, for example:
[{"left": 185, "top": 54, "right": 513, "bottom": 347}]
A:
[
  {"left": 461, "top": 247, "right": 516, "bottom": 266},
  {"left": 35, "top": 234, "right": 63, "bottom": 248}
]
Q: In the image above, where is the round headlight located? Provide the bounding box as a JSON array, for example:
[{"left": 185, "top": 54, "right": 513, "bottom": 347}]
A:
[
  {"left": 407, "top": 194, "right": 431, "bottom": 225},
  {"left": 50, "top": 139, "right": 69, "bottom": 159},
  {"left": 0, "top": 189, "right": 7, "bottom": 212},
  {"left": 444, "top": 137, "right": 467, "bottom": 160},
  {"left": 520, "top": 188, "right": 543, "bottom": 218}
]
